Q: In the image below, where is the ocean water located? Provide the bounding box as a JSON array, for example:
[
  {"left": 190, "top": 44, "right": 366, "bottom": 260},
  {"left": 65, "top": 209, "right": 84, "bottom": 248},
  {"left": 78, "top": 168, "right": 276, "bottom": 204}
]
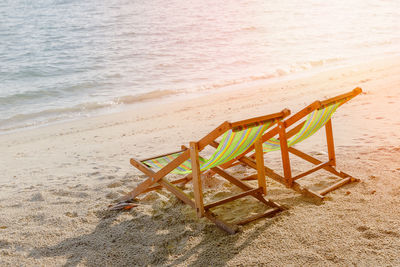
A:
[{"left": 1, "top": 0, "right": 399, "bottom": 133}]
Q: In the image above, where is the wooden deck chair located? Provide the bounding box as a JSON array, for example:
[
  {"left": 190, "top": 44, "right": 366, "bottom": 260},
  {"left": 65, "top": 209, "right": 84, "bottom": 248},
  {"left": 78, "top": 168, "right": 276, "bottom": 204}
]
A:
[
  {"left": 221, "top": 88, "right": 363, "bottom": 203},
  {"left": 117, "top": 109, "right": 290, "bottom": 234}
]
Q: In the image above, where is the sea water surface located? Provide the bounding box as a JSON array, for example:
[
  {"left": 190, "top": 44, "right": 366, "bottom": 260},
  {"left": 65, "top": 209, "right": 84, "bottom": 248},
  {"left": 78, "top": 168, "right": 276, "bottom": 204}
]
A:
[{"left": 1, "top": 0, "right": 400, "bottom": 132}]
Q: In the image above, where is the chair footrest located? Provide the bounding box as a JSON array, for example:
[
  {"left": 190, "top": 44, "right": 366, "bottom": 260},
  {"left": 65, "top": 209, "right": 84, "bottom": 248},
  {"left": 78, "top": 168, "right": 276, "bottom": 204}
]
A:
[
  {"left": 205, "top": 211, "right": 239, "bottom": 234},
  {"left": 292, "top": 161, "right": 331, "bottom": 181},
  {"left": 241, "top": 174, "right": 258, "bottom": 181},
  {"left": 236, "top": 207, "right": 282, "bottom": 225},
  {"left": 319, "top": 177, "right": 352, "bottom": 196}
]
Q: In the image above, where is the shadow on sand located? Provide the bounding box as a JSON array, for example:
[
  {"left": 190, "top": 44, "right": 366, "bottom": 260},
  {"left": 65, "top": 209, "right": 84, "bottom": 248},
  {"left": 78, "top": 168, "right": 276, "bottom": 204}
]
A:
[{"left": 29, "top": 200, "right": 286, "bottom": 266}]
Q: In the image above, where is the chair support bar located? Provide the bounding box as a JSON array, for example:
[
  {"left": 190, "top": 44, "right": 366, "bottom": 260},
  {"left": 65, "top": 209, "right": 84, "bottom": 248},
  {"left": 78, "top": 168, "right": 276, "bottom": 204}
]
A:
[
  {"left": 204, "top": 188, "right": 263, "bottom": 210},
  {"left": 292, "top": 161, "right": 332, "bottom": 181}
]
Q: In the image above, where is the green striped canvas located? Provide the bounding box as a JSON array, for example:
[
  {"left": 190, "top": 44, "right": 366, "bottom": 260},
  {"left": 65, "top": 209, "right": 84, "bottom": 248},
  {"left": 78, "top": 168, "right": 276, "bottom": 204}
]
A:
[
  {"left": 143, "top": 121, "right": 272, "bottom": 174},
  {"left": 263, "top": 101, "right": 342, "bottom": 152}
]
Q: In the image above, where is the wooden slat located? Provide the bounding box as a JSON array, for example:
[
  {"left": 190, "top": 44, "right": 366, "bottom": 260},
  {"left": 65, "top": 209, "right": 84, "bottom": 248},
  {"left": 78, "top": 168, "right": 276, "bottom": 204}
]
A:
[
  {"left": 197, "top": 121, "right": 231, "bottom": 151},
  {"left": 340, "top": 171, "right": 359, "bottom": 182},
  {"left": 239, "top": 156, "right": 286, "bottom": 185},
  {"left": 319, "top": 177, "right": 351, "bottom": 196},
  {"left": 288, "top": 147, "right": 347, "bottom": 178},
  {"left": 260, "top": 126, "right": 280, "bottom": 144},
  {"left": 211, "top": 167, "right": 252, "bottom": 191},
  {"left": 140, "top": 149, "right": 187, "bottom": 162},
  {"left": 204, "top": 211, "right": 238, "bottom": 234},
  {"left": 261, "top": 198, "right": 284, "bottom": 209},
  {"left": 130, "top": 157, "right": 156, "bottom": 177},
  {"left": 120, "top": 158, "right": 157, "bottom": 201},
  {"left": 235, "top": 207, "right": 281, "bottom": 226},
  {"left": 292, "top": 161, "right": 332, "bottom": 181},
  {"left": 209, "top": 140, "right": 219, "bottom": 148},
  {"left": 278, "top": 121, "right": 292, "bottom": 187},
  {"left": 142, "top": 185, "right": 163, "bottom": 193},
  {"left": 283, "top": 101, "right": 321, "bottom": 128},
  {"left": 190, "top": 142, "right": 204, "bottom": 217},
  {"left": 211, "top": 166, "right": 279, "bottom": 207},
  {"left": 205, "top": 165, "right": 283, "bottom": 232},
  {"left": 255, "top": 138, "right": 267, "bottom": 195},
  {"left": 291, "top": 182, "right": 325, "bottom": 203},
  {"left": 240, "top": 156, "right": 324, "bottom": 203},
  {"left": 320, "top": 87, "right": 362, "bottom": 108},
  {"left": 151, "top": 149, "right": 191, "bottom": 181},
  {"left": 325, "top": 119, "right": 336, "bottom": 166},
  {"left": 288, "top": 147, "right": 322, "bottom": 164},
  {"left": 142, "top": 176, "right": 192, "bottom": 193},
  {"left": 286, "top": 121, "right": 306, "bottom": 139},
  {"left": 242, "top": 174, "right": 258, "bottom": 181},
  {"left": 123, "top": 150, "right": 191, "bottom": 201},
  {"left": 204, "top": 188, "right": 263, "bottom": 210},
  {"left": 183, "top": 173, "right": 193, "bottom": 182},
  {"left": 230, "top": 109, "right": 290, "bottom": 130}
]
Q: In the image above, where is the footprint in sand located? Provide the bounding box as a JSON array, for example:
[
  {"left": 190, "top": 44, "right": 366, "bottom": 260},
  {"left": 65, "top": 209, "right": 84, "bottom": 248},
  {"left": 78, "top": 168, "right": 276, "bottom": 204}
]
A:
[
  {"left": 107, "top": 182, "right": 122, "bottom": 188},
  {"left": 379, "top": 230, "right": 400, "bottom": 238},
  {"left": 105, "top": 192, "right": 120, "bottom": 199},
  {"left": 51, "top": 189, "right": 89, "bottom": 198},
  {"left": 362, "top": 230, "right": 380, "bottom": 240},
  {"left": 29, "top": 192, "right": 44, "bottom": 202},
  {"left": 0, "top": 240, "right": 10, "bottom": 249},
  {"left": 356, "top": 225, "right": 369, "bottom": 232},
  {"left": 65, "top": 211, "right": 78, "bottom": 218},
  {"left": 88, "top": 171, "right": 100, "bottom": 177}
]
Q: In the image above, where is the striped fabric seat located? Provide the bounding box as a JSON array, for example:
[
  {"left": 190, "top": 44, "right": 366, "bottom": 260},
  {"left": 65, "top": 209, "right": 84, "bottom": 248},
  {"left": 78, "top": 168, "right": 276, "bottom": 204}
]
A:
[
  {"left": 142, "top": 152, "right": 207, "bottom": 174},
  {"left": 143, "top": 121, "right": 273, "bottom": 174},
  {"left": 263, "top": 101, "right": 342, "bottom": 152}
]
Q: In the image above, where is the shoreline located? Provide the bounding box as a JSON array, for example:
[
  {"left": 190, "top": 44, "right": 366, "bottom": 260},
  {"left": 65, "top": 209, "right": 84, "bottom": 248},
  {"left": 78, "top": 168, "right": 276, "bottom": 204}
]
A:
[
  {"left": 0, "top": 56, "right": 400, "bottom": 266},
  {"left": 2, "top": 54, "right": 399, "bottom": 136}
]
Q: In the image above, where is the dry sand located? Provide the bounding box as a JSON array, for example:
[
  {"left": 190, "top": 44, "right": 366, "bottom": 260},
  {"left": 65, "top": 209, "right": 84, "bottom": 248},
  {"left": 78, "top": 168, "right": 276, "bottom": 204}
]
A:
[{"left": 0, "top": 57, "right": 399, "bottom": 266}]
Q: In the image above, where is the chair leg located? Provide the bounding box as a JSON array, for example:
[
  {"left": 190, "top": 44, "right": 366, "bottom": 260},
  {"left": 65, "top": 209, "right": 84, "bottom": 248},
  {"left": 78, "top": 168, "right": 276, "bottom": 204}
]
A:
[
  {"left": 278, "top": 121, "right": 293, "bottom": 187},
  {"left": 325, "top": 119, "right": 336, "bottom": 167},
  {"left": 190, "top": 142, "right": 205, "bottom": 218},
  {"left": 255, "top": 138, "right": 267, "bottom": 195},
  {"left": 288, "top": 147, "right": 360, "bottom": 196}
]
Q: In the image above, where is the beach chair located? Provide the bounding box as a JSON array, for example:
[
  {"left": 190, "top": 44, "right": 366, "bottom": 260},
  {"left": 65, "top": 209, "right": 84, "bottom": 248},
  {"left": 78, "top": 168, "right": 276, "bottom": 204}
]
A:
[
  {"left": 221, "top": 88, "right": 362, "bottom": 203},
  {"left": 118, "top": 109, "right": 290, "bottom": 234}
]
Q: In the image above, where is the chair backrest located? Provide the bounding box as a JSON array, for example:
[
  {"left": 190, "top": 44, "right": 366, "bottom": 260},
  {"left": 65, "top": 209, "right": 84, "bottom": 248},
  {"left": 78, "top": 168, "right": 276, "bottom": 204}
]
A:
[
  {"left": 199, "top": 122, "right": 272, "bottom": 171},
  {"left": 262, "top": 87, "right": 362, "bottom": 152},
  {"left": 142, "top": 109, "right": 291, "bottom": 174},
  {"left": 144, "top": 120, "right": 276, "bottom": 174},
  {"left": 286, "top": 100, "right": 342, "bottom": 147}
]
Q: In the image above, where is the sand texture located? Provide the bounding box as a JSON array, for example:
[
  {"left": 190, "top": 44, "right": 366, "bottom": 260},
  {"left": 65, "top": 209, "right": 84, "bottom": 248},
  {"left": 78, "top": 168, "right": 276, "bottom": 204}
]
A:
[{"left": 1, "top": 57, "right": 400, "bottom": 266}]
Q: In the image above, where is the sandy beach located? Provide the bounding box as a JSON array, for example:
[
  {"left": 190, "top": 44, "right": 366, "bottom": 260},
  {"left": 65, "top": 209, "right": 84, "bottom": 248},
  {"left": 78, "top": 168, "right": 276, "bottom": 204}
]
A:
[{"left": 1, "top": 57, "right": 400, "bottom": 266}]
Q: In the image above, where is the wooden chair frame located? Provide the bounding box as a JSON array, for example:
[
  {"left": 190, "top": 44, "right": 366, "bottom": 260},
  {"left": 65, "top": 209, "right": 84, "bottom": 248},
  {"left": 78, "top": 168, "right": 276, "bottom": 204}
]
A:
[
  {"left": 223, "top": 88, "right": 362, "bottom": 203},
  {"left": 121, "top": 109, "right": 290, "bottom": 234}
]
